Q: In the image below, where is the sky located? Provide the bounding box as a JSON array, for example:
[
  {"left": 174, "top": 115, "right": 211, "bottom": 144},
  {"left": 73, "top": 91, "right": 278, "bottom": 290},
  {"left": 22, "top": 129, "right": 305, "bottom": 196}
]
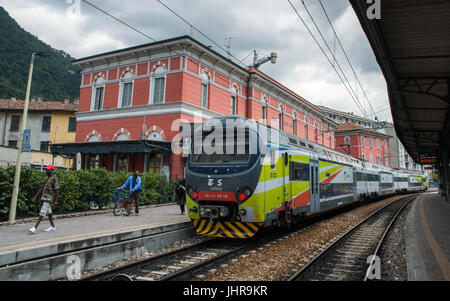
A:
[{"left": 0, "top": 0, "right": 392, "bottom": 122}]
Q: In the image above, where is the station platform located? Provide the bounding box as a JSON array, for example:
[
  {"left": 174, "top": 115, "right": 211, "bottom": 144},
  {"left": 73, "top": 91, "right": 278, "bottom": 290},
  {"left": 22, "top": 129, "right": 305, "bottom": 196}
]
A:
[
  {"left": 0, "top": 204, "right": 192, "bottom": 280},
  {"left": 405, "top": 191, "right": 450, "bottom": 281}
]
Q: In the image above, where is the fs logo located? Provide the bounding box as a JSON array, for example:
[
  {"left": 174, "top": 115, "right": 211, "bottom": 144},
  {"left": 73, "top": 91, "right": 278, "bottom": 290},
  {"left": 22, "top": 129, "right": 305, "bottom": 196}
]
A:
[{"left": 208, "top": 179, "right": 223, "bottom": 186}]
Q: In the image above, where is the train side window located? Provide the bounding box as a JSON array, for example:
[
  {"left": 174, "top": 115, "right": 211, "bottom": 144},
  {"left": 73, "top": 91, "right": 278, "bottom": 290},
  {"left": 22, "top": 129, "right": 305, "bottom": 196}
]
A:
[
  {"left": 270, "top": 149, "right": 276, "bottom": 169},
  {"left": 291, "top": 162, "right": 309, "bottom": 181}
]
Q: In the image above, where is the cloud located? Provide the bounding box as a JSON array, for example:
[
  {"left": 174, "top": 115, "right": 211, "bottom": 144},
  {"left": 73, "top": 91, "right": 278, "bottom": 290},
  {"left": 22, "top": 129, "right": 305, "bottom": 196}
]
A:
[{"left": 0, "top": 0, "right": 392, "bottom": 122}]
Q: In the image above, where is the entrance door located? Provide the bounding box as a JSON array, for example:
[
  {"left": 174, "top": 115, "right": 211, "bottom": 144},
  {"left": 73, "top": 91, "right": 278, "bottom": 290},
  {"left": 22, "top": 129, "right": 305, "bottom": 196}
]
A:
[{"left": 310, "top": 160, "right": 320, "bottom": 213}]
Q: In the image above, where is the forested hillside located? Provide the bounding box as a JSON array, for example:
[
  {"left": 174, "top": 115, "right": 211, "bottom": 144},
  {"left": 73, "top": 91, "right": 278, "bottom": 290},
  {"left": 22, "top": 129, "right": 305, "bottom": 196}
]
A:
[{"left": 0, "top": 6, "right": 80, "bottom": 101}]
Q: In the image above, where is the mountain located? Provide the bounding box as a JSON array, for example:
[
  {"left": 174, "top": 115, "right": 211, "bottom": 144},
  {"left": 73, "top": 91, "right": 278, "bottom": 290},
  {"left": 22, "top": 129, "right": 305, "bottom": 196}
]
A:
[{"left": 0, "top": 6, "right": 81, "bottom": 101}]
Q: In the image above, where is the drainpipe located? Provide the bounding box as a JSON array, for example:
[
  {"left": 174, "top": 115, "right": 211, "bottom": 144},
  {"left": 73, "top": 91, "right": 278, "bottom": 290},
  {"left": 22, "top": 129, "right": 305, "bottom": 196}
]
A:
[
  {"left": 2, "top": 112, "right": 7, "bottom": 145},
  {"left": 246, "top": 73, "right": 252, "bottom": 119}
]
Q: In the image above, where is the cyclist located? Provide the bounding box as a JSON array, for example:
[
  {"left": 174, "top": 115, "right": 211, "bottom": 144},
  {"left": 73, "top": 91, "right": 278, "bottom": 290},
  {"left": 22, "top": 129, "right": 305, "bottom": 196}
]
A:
[{"left": 117, "top": 170, "right": 142, "bottom": 216}]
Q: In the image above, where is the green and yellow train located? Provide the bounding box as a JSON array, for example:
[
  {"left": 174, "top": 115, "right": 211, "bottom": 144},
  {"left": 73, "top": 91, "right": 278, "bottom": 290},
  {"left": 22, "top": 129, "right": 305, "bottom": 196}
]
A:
[{"left": 185, "top": 116, "right": 427, "bottom": 239}]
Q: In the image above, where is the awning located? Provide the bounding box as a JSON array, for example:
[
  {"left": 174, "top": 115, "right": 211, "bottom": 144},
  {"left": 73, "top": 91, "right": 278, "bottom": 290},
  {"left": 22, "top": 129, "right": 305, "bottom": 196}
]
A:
[{"left": 50, "top": 140, "right": 172, "bottom": 156}]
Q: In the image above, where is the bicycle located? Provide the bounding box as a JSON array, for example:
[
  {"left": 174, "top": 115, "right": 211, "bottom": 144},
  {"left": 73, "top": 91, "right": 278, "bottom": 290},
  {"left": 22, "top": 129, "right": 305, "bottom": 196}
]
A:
[{"left": 113, "top": 189, "right": 135, "bottom": 216}]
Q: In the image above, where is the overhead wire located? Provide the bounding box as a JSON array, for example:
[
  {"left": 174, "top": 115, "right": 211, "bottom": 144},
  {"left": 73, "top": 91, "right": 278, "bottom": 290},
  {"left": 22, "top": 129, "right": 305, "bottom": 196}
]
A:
[
  {"left": 317, "top": 0, "right": 376, "bottom": 117},
  {"left": 299, "top": 0, "right": 367, "bottom": 117},
  {"left": 287, "top": 0, "right": 367, "bottom": 117}
]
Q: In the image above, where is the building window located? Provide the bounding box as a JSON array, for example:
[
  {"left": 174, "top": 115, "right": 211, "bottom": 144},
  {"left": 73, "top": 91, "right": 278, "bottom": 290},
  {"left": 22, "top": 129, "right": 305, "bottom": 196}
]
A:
[
  {"left": 377, "top": 155, "right": 381, "bottom": 165},
  {"left": 362, "top": 153, "right": 366, "bottom": 160},
  {"left": 293, "top": 119, "right": 296, "bottom": 136},
  {"left": 262, "top": 105, "right": 267, "bottom": 122},
  {"left": 116, "top": 154, "right": 128, "bottom": 172},
  {"left": 42, "top": 116, "right": 51, "bottom": 132},
  {"left": 361, "top": 136, "right": 365, "bottom": 147},
  {"left": 231, "top": 96, "right": 237, "bottom": 114},
  {"left": 68, "top": 117, "right": 77, "bottom": 132},
  {"left": 147, "top": 152, "right": 162, "bottom": 174},
  {"left": 370, "top": 153, "right": 373, "bottom": 163},
  {"left": 153, "top": 77, "right": 165, "bottom": 104},
  {"left": 201, "top": 83, "right": 208, "bottom": 109},
  {"left": 377, "top": 139, "right": 380, "bottom": 149},
  {"left": 121, "top": 82, "right": 133, "bottom": 108},
  {"left": 279, "top": 113, "right": 283, "bottom": 130},
  {"left": 40, "top": 141, "right": 50, "bottom": 152},
  {"left": 344, "top": 136, "right": 350, "bottom": 145},
  {"left": 89, "top": 154, "right": 100, "bottom": 169},
  {"left": 369, "top": 138, "right": 373, "bottom": 148},
  {"left": 10, "top": 115, "right": 20, "bottom": 132},
  {"left": 8, "top": 140, "right": 17, "bottom": 148},
  {"left": 93, "top": 86, "right": 104, "bottom": 110},
  {"left": 305, "top": 123, "right": 308, "bottom": 139}
]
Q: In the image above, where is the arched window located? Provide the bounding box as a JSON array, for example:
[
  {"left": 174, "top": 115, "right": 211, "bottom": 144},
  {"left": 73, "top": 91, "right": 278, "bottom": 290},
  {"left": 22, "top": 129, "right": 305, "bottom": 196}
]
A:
[
  {"left": 361, "top": 136, "right": 365, "bottom": 147},
  {"left": 344, "top": 136, "right": 350, "bottom": 145},
  {"left": 92, "top": 77, "right": 105, "bottom": 111},
  {"left": 119, "top": 72, "right": 133, "bottom": 108},
  {"left": 201, "top": 72, "right": 209, "bottom": 109},
  {"left": 230, "top": 86, "right": 237, "bottom": 114},
  {"left": 151, "top": 66, "right": 166, "bottom": 104}
]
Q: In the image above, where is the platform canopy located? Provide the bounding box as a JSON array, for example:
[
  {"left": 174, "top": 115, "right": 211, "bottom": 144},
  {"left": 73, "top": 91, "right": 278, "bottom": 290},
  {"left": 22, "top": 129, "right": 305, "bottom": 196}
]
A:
[
  {"left": 50, "top": 140, "right": 172, "bottom": 156},
  {"left": 350, "top": 0, "right": 450, "bottom": 163}
]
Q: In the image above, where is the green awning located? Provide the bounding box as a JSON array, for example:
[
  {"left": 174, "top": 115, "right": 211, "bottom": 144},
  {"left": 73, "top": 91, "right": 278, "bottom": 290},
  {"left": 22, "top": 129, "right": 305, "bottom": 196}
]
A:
[{"left": 50, "top": 140, "right": 172, "bottom": 155}]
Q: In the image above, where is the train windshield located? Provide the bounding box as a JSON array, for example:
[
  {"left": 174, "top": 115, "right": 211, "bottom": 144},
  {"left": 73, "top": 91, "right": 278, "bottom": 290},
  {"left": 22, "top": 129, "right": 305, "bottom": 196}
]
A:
[{"left": 190, "top": 130, "right": 251, "bottom": 164}]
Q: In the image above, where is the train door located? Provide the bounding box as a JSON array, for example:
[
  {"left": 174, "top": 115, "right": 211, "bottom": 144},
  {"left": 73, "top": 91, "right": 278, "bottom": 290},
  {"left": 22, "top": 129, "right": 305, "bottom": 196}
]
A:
[
  {"left": 282, "top": 152, "right": 292, "bottom": 207},
  {"left": 310, "top": 160, "right": 320, "bottom": 213}
]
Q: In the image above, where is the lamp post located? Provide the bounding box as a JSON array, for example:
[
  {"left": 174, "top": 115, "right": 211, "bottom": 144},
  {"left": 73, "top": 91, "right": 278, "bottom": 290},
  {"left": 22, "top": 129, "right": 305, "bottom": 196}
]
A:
[{"left": 9, "top": 51, "right": 50, "bottom": 223}]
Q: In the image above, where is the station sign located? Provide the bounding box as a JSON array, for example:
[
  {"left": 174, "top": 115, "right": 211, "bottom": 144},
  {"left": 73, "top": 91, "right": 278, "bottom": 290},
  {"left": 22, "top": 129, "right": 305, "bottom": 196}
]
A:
[
  {"left": 21, "top": 129, "right": 31, "bottom": 152},
  {"left": 418, "top": 153, "right": 438, "bottom": 164}
]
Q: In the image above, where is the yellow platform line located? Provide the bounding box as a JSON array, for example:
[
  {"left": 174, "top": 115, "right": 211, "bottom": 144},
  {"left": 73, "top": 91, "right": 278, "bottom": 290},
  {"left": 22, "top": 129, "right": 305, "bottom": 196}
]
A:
[{"left": 420, "top": 196, "right": 450, "bottom": 280}]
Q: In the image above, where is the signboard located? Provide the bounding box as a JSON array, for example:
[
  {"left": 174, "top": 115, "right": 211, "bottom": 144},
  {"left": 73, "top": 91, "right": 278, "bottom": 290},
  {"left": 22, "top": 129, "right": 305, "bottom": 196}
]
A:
[
  {"left": 418, "top": 154, "right": 438, "bottom": 164},
  {"left": 21, "top": 129, "right": 31, "bottom": 152},
  {"left": 424, "top": 167, "right": 434, "bottom": 170},
  {"left": 76, "top": 153, "right": 81, "bottom": 170}
]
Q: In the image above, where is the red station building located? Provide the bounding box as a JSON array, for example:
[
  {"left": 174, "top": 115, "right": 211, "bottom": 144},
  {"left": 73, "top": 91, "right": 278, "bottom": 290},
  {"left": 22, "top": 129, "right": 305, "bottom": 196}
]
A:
[
  {"left": 334, "top": 123, "right": 391, "bottom": 166},
  {"left": 52, "top": 36, "right": 338, "bottom": 180}
]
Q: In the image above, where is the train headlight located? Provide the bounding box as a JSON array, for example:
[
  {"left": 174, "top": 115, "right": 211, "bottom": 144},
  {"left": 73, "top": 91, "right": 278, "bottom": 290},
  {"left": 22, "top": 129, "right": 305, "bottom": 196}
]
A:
[
  {"left": 187, "top": 185, "right": 198, "bottom": 200},
  {"left": 239, "top": 209, "right": 247, "bottom": 216},
  {"left": 236, "top": 187, "right": 252, "bottom": 202}
]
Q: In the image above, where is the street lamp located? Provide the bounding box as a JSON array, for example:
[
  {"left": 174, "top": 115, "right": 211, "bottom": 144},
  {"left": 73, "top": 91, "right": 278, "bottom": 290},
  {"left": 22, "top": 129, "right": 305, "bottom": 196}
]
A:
[{"left": 9, "top": 51, "right": 50, "bottom": 223}]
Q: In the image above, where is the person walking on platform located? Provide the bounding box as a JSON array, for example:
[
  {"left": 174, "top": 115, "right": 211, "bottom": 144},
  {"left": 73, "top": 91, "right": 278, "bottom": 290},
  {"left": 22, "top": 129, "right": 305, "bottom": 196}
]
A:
[
  {"left": 176, "top": 178, "right": 186, "bottom": 214},
  {"left": 117, "top": 170, "right": 142, "bottom": 216},
  {"left": 28, "top": 165, "right": 59, "bottom": 234}
]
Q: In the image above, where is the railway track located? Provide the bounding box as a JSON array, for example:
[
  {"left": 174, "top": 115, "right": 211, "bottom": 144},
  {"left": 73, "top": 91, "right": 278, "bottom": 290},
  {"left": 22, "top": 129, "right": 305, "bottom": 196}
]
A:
[
  {"left": 81, "top": 237, "right": 254, "bottom": 281},
  {"left": 287, "top": 194, "right": 416, "bottom": 281}
]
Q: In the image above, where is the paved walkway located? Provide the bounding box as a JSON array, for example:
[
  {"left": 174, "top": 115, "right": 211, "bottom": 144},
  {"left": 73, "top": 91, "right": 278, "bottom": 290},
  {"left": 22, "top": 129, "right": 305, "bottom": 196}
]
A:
[
  {"left": 405, "top": 191, "right": 450, "bottom": 280},
  {"left": 0, "top": 204, "right": 190, "bottom": 254}
]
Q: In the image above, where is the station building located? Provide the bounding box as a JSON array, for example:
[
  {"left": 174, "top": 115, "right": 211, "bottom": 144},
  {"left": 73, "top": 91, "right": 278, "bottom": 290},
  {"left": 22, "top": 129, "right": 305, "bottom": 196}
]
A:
[
  {"left": 334, "top": 122, "right": 391, "bottom": 166},
  {"left": 51, "top": 36, "right": 338, "bottom": 179}
]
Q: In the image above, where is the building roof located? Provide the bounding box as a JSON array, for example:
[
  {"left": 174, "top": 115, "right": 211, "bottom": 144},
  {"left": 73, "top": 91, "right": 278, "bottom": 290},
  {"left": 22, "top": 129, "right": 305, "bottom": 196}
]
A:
[
  {"left": 350, "top": 0, "right": 450, "bottom": 162},
  {"left": 335, "top": 123, "right": 391, "bottom": 139},
  {"left": 72, "top": 35, "right": 336, "bottom": 126},
  {"left": 0, "top": 98, "right": 78, "bottom": 113}
]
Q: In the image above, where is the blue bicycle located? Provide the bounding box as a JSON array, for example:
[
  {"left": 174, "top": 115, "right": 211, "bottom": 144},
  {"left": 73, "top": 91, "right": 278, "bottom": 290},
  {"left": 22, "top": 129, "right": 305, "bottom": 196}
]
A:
[{"left": 113, "top": 189, "right": 135, "bottom": 216}]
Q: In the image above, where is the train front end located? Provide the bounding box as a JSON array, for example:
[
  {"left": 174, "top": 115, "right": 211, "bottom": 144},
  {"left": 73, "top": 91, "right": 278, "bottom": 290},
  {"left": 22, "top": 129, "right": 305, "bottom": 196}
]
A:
[{"left": 185, "top": 117, "right": 265, "bottom": 239}]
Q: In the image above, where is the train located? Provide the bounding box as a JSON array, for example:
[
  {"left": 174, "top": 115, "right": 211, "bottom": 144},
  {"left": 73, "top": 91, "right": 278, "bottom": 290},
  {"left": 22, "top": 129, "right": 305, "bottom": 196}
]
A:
[{"left": 185, "top": 116, "right": 427, "bottom": 239}]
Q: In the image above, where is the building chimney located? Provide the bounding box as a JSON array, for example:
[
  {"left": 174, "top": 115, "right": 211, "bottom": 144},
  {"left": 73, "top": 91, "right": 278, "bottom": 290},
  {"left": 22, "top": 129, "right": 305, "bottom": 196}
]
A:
[
  {"left": 37, "top": 96, "right": 43, "bottom": 103},
  {"left": 64, "top": 97, "right": 70, "bottom": 104},
  {"left": 10, "top": 95, "right": 16, "bottom": 102},
  {"left": 74, "top": 98, "right": 79, "bottom": 105},
  {"left": 31, "top": 97, "right": 37, "bottom": 103}
]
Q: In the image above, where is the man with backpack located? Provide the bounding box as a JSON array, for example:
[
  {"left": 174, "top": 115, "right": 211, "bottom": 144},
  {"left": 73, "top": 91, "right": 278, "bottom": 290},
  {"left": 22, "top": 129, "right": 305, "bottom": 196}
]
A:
[
  {"left": 28, "top": 165, "right": 59, "bottom": 233},
  {"left": 117, "top": 170, "right": 142, "bottom": 216}
]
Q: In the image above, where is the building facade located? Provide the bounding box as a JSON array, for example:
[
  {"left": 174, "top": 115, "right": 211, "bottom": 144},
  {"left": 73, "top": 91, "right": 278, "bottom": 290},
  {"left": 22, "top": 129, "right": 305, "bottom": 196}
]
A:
[
  {"left": 0, "top": 97, "right": 78, "bottom": 168},
  {"left": 335, "top": 123, "right": 391, "bottom": 166},
  {"left": 59, "top": 36, "right": 337, "bottom": 179},
  {"left": 319, "top": 105, "right": 422, "bottom": 171}
]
